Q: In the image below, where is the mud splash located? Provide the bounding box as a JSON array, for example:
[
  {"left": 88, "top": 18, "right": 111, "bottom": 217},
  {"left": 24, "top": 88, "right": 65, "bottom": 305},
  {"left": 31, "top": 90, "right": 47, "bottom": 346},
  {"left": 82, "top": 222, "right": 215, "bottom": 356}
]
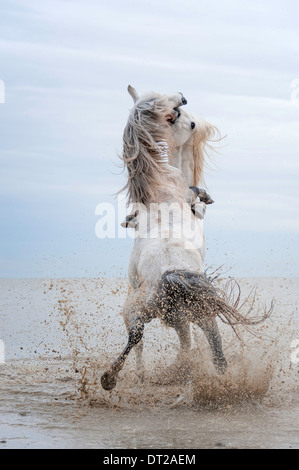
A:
[
  {"left": 53, "top": 278, "right": 298, "bottom": 410},
  {"left": 1, "top": 278, "right": 298, "bottom": 448}
]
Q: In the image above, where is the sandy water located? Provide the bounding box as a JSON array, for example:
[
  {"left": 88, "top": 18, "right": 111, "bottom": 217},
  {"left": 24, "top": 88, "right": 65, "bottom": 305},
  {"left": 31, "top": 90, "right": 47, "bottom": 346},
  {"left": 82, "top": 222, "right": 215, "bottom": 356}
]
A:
[{"left": 0, "top": 277, "right": 298, "bottom": 449}]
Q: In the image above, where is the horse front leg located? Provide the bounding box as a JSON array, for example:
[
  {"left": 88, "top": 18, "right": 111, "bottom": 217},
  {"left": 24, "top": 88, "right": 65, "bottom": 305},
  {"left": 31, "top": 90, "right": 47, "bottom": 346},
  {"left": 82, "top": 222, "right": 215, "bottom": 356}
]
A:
[
  {"left": 174, "top": 321, "right": 191, "bottom": 356},
  {"left": 196, "top": 317, "right": 227, "bottom": 374},
  {"left": 101, "top": 317, "right": 144, "bottom": 391}
]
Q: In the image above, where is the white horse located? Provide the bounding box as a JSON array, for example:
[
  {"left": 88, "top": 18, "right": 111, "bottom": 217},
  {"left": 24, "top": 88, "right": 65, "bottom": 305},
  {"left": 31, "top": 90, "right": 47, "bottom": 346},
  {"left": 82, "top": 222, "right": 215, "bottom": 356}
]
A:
[
  {"left": 120, "top": 86, "right": 217, "bottom": 357},
  {"left": 101, "top": 90, "right": 269, "bottom": 391}
]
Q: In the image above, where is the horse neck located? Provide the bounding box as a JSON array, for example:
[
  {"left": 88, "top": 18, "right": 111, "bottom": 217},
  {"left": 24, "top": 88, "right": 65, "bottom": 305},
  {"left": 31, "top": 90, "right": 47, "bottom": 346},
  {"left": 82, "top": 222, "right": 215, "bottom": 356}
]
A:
[{"left": 145, "top": 164, "right": 189, "bottom": 206}]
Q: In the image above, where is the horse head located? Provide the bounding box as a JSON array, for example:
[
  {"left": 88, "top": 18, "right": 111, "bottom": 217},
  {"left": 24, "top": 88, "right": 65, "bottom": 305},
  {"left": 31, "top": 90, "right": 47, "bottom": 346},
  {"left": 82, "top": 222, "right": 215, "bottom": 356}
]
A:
[{"left": 127, "top": 85, "right": 187, "bottom": 122}]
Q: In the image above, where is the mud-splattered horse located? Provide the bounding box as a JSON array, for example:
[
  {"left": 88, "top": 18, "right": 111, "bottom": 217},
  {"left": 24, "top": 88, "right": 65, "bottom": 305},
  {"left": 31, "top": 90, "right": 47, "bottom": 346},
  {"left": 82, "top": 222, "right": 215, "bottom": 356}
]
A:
[
  {"left": 101, "top": 89, "right": 268, "bottom": 391},
  {"left": 119, "top": 86, "right": 217, "bottom": 372}
]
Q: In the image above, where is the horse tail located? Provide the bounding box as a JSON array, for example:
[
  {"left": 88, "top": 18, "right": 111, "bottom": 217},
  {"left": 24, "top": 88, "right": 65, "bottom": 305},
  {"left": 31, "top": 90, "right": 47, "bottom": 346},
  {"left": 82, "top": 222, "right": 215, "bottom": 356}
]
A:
[{"left": 158, "top": 270, "right": 272, "bottom": 333}]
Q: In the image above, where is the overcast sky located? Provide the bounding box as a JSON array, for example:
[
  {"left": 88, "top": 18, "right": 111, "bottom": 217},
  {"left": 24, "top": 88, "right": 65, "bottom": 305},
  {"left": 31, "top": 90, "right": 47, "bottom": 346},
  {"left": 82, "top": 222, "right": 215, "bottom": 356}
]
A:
[{"left": 0, "top": 0, "right": 298, "bottom": 278}]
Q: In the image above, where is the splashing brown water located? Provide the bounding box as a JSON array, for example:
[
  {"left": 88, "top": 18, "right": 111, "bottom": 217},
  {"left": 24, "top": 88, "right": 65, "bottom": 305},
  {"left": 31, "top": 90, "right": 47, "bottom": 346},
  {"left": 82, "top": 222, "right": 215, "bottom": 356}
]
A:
[
  {"left": 1, "top": 278, "right": 298, "bottom": 448},
  {"left": 54, "top": 278, "right": 298, "bottom": 410}
]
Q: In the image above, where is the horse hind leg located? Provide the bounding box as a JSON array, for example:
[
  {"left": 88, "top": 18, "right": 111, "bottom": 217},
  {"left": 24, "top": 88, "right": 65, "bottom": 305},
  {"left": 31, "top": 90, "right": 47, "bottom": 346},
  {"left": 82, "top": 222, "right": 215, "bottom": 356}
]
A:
[
  {"left": 101, "top": 317, "right": 144, "bottom": 391},
  {"left": 124, "top": 313, "right": 145, "bottom": 383},
  {"left": 195, "top": 316, "right": 227, "bottom": 374},
  {"left": 172, "top": 321, "right": 194, "bottom": 383},
  {"left": 134, "top": 340, "right": 145, "bottom": 382},
  {"left": 174, "top": 321, "right": 191, "bottom": 355}
]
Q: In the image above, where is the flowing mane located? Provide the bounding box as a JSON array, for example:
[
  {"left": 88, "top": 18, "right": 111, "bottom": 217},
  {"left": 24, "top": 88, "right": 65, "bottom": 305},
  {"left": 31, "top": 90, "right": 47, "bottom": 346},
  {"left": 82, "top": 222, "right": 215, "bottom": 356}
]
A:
[
  {"left": 121, "top": 95, "right": 180, "bottom": 205},
  {"left": 192, "top": 119, "right": 221, "bottom": 187}
]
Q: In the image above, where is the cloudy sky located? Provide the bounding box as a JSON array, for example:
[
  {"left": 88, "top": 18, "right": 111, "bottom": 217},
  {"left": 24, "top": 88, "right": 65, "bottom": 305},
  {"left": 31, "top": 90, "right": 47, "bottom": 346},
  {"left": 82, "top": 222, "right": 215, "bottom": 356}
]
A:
[{"left": 0, "top": 0, "right": 298, "bottom": 278}]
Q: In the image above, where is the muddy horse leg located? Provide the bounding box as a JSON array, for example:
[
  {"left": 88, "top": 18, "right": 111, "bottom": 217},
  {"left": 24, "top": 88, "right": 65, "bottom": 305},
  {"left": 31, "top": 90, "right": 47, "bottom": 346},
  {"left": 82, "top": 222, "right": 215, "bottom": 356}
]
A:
[
  {"left": 101, "top": 317, "right": 144, "bottom": 390},
  {"left": 171, "top": 321, "right": 193, "bottom": 382},
  {"left": 123, "top": 313, "right": 145, "bottom": 382},
  {"left": 174, "top": 321, "right": 191, "bottom": 355},
  {"left": 196, "top": 317, "right": 227, "bottom": 374}
]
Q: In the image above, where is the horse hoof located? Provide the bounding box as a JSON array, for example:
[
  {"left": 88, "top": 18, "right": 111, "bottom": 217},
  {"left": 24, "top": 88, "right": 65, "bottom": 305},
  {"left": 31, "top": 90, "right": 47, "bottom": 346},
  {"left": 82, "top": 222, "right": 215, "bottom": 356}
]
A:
[
  {"left": 101, "top": 371, "right": 117, "bottom": 390},
  {"left": 214, "top": 357, "right": 227, "bottom": 375}
]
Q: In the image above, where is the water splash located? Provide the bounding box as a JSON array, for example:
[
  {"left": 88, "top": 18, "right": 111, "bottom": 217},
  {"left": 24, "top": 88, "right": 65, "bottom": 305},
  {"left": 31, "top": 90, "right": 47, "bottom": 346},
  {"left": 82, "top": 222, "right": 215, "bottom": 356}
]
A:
[{"left": 52, "top": 278, "right": 299, "bottom": 411}]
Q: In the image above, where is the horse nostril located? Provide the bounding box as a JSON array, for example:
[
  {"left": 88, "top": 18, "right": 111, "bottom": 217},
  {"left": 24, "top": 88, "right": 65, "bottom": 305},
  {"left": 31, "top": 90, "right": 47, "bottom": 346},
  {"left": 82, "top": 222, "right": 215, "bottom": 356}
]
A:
[
  {"left": 173, "top": 107, "right": 181, "bottom": 119},
  {"left": 191, "top": 122, "right": 196, "bottom": 130}
]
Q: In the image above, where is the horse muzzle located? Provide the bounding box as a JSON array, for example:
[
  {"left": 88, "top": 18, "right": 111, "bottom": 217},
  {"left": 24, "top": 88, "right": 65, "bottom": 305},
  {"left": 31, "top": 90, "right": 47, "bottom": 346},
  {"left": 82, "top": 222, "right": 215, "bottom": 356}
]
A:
[{"left": 166, "top": 107, "right": 181, "bottom": 124}]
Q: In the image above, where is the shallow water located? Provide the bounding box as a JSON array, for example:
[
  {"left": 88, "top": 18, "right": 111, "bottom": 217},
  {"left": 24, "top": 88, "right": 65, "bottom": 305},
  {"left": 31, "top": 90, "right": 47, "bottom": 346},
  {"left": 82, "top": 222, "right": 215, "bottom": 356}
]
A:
[{"left": 0, "top": 278, "right": 298, "bottom": 449}]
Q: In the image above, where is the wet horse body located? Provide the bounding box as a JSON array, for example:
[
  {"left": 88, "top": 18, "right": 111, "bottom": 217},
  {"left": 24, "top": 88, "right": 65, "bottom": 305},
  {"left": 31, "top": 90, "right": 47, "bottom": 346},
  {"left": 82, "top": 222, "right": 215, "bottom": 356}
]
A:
[{"left": 101, "top": 90, "right": 228, "bottom": 391}]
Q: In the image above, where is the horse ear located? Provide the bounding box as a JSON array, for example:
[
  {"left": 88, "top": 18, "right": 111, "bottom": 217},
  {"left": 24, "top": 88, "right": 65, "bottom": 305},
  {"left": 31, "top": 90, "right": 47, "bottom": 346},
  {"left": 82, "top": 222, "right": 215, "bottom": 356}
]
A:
[{"left": 127, "top": 85, "right": 139, "bottom": 103}]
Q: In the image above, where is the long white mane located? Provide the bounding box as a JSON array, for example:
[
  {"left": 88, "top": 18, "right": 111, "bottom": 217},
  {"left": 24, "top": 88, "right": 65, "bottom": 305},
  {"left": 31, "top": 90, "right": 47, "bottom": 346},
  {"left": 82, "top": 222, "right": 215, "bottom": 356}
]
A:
[{"left": 122, "top": 93, "right": 188, "bottom": 206}]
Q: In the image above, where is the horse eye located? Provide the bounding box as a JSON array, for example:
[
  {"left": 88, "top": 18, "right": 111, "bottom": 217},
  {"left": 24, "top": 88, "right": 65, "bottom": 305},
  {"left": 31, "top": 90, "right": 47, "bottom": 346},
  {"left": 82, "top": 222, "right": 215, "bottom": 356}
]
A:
[{"left": 191, "top": 122, "right": 196, "bottom": 130}]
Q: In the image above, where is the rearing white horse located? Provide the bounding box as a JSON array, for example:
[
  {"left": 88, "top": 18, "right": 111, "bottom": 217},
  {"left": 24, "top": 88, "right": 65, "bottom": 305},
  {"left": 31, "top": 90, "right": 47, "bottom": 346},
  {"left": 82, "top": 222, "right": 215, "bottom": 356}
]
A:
[{"left": 101, "top": 90, "right": 269, "bottom": 391}]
